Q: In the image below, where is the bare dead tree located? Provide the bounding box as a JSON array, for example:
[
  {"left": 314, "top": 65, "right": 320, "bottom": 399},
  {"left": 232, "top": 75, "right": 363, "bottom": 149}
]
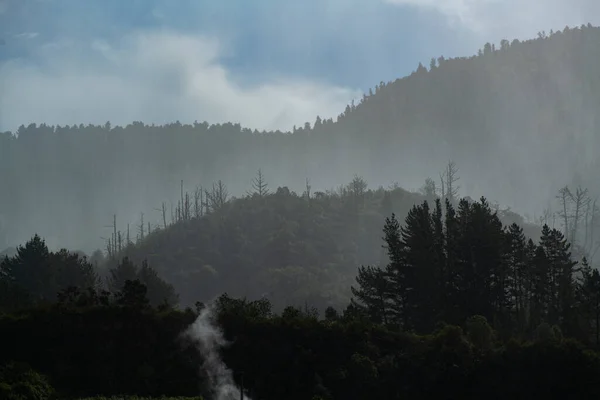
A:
[
  {"left": 194, "top": 186, "right": 203, "bottom": 218},
  {"left": 112, "top": 214, "right": 117, "bottom": 256},
  {"left": 539, "top": 208, "right": 554, "bottom": 227},
  {"left": 117, "top": 231, "right": 123, "bottom": 253},
  {"left": 571, "top": 186, "right": 590, "bottom": 247},
  {"left": 305, "top": 178, "right": 312, "bottom": 206},
  {"left": 155, "top": 202, "right": 167, "bottom": 230},
  {"left": 556, "top": 186, "right": 573, "bottom": 239},
  {"left": 206, "top": 180, "right": 229, "bottom": 212},
  {"left": 101, "top": 215, "right": 118, "bottom": 260},
  {"left": 587, "top": 199, "right": 600, "bottom": 262},
  {"left": 104, "top": 237, "right": 113, "bottom": 260},
  {"left": 180, "top": 179, "right": 185, "bottom": 220},
  {"left": 248, "top": 169, "right": 270, "bottom": 197},
  {"left": 439, "top": 173, "right": 446, "bottom": 201},
  {"left": 420, "top": 177, "right": 437, "bottom": 198},
  {"left": 443, "top": 160, "right": 460, "bottom": 201},
  {"left": 215, "top": 180, "right": 229, "bottom": 208},
  {"left": 185, "top": 192, "right": 191, "bottom": 221},
  {"left": 138, "top": 212, "right": 145, "bottom": 242}
]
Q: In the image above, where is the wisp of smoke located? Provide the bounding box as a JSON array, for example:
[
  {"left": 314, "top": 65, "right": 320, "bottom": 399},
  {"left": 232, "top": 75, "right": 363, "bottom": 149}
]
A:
[{"left": 185, "top": 305, "right": 251, "bottom": 400}]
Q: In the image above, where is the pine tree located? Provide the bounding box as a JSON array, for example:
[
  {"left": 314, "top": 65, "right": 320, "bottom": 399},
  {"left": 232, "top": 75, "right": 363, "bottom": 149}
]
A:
[
  {"left": 539, "top": 225, "right": 578, "bottom": 333},
  {"left": 382, "top": 213, "right": 406, "bottom": 326},
  {"left": 454, "top": 198, "right": 505, "bottom": 325},
  {"left": 529, "top": 245, "right": 550, "bottom": 332},
  {"left": 350, "top": 265, "right": 392, "bottom": 325},
  {"left": 400, "top": 201, "right": 439, "bottom": 332},
  {"left": 443, "top": 198, "right": 461, "bottom": 325},
  {"left": 578, "top": 258, "right": 600, "bottom": 344},
  {"left": 504, "top": 223, "right": 528, "bottom": 333}
]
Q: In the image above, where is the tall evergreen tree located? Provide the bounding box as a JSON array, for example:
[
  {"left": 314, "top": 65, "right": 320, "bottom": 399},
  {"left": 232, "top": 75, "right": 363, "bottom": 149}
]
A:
[
  {"left": 400, "top": 201, "right": 439, "bottom": 332},
  {"left": 350, "top": 265, "right": 392, "bottom": 324},
  {"left": 504, "top": 223, "right": 529, "bottom": 333},
  {"left": 539, "top": 225, "right": 578, "bottom": 334},
  {"left": 578, "top": 258, "right": 600, "bottom": 345}
]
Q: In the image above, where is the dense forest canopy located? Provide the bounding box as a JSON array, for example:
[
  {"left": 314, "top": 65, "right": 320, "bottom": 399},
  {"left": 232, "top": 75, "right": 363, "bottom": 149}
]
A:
[{"left": 3, "top": 24, "right": 600, "bottom": 252}]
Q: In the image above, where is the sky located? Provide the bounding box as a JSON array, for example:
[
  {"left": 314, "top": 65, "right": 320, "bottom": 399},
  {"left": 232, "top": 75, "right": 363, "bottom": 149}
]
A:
[{"left": 1, "top": 0, "right": 599, "bottom": 132}]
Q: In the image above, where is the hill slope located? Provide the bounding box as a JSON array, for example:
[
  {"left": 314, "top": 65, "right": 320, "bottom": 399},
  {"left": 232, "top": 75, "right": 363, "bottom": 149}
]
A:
[
  {"left": 108, "top": 181, "right": 539, "bottom": 309},
  {"left": 2, "top": 25, "right": 600, "bottom": 250}
]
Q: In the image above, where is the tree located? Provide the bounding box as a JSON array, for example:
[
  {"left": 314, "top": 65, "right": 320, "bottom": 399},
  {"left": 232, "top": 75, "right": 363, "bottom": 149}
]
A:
[
  {"left": 556, "top": 186, "right": 572, "bottom": 241},
  {"left": 504, "top": 223, "right": 528, "bottom": 333},
  {"left": 454, "top": 198, "right": 505, "bottom": 325},
  {"left": 400, "top": 201, "right": 440, "bottom": 332},
  {"left": 108, "top": 257, "right": 138, "bottom": 292},
  {"left": 443, "top": 199, "right": 461, "bottom": 325},
  {"left": 346, "top": 175, "right": 368, "bottom": 210},
  {"left": 137, "top": 260, "right": 179, "bottom": 307},
  {"left": 116, "top": 279, "right": 150, "bottom": 308},
  {"left": 0, "top": 362, "right": 55, "bottom": 400},
  {"left": 350, "top": 266, "right": 392, "bottom": 325},
  {"left": 439, "top": 161, "right": 460, "bottom": 202},
  {"left": 206, "top": 180, "right": 229, "bottom": 212},
  {"left": 382, "top": 213, "right": 406, "bottom": 326},
  {"left": 0, "top": 235, "right": 51, "bottom": 301},
  {"left": 539, "top": 225, "right": 578, "bottom": 333},
  {"left": 578, "top": 258, "right": 600, "bottom": 345},
  {"left": 419, "top": 178, "right": 437, "bottom": 199},
  {"left": 466, "top": 315, "right": 494, "bottom": 351},
  {"left": 109, "top": 257, "right": 179, "bottom": 308},
  {"left": 50, "top": 249, "right": 98, "bottom": 292},
  {"left": 249, "top": 169, "right": 270, "bottom": 198},
  {"left": 0, "top": 235, "right": 96, "bottom": 305}
]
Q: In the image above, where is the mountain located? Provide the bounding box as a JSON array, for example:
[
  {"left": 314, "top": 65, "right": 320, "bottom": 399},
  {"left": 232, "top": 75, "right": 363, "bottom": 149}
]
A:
[{"left": 2, "top": 24, "right": 600, "bottom": 251}]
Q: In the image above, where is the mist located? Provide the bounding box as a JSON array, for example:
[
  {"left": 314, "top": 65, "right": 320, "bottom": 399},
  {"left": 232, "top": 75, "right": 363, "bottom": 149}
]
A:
[{"left": 2, "top": 0, "right": 600, "bottom": 252}]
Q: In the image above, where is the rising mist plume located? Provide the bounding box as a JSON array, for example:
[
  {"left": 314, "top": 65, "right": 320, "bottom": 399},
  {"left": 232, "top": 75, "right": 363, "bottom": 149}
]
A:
[{"left": 185, "top": 305, "right": 250, "bottom": 400}]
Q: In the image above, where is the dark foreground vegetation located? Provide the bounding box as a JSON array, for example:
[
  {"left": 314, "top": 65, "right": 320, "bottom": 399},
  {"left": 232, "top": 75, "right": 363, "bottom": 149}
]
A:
[
  {"left": 1, "top": 292, "right": 600, "bottom": 399},
  {"left": 2, "top": 190, "right": 600, "bottom": 399}
]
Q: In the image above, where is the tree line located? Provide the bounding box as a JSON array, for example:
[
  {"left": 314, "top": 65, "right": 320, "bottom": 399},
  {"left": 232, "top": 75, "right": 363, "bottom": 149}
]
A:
[
  {"left": 351, "top": 197, "right": 600, "bottom": 345},
  {"left": 0, "top": 235, "right": 178, "bottom": 313},
  {"left": 2, "top": 288, "right": 600, "bottom": 399}
]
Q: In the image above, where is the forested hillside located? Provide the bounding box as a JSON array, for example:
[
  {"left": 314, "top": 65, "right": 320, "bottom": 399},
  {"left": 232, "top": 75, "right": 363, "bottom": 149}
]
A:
[
  {"left": 92, "top": 172, "right": 541, "bottom": 309},
  {"left": 3, "top": 24, "right": 600, "bottom": 251}
]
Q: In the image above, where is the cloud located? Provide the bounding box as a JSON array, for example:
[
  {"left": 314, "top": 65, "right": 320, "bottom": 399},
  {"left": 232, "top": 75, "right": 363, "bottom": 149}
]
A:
[
  {"left": 384, "top": 0, "right": 496, "bottom": 31},
  {"left": 14, "top": 32, "right": 39, "bottom": 39},
  {"left": 384, "top": 0, "right": 600, "bottom": 38},
  {"left": 0, "top": 30, "right": 361, "bottom": 132}
]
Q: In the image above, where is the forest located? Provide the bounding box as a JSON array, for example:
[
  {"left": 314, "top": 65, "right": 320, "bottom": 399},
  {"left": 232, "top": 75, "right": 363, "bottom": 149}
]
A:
[
  {"left": 4, "top": 24, "right": 600, "bottom": 400},
  {"left": 3, "top": 24, "right": 600, "bottom": 252}
]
